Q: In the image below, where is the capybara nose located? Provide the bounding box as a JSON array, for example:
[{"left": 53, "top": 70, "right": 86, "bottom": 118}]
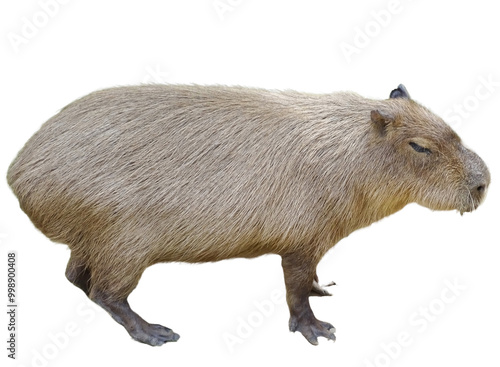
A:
[
  {"left": 465, "top": 147, "right": 490, "bottom": 197},
  {"left": 469, "top": 167, "right": 490, "bottom": 201},
  {"left": 475, "top": 184, "right": 485, "bottom": 194}
]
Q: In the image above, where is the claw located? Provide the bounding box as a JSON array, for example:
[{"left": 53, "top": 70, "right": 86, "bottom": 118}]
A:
[
  {"left": 307, "top": 335, "right": 319, "bottom": 346},
  {"left": 290, "top": 317, "right": 336, "bottom": 345}
]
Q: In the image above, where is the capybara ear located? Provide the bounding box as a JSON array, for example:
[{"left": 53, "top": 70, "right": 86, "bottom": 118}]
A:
[
  {"left": 389, "top": 84, "right": 410, "bottom": 99},
  {"left": 370, "top": 109, "right": 394, "bottom": 136}
]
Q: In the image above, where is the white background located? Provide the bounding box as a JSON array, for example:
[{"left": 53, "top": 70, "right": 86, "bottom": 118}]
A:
[{"left": 1, "top": 1, "right": 499, "bottom": 366}]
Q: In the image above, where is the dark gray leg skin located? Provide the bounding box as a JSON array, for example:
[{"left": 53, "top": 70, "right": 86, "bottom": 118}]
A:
[
  {"left": 91, "top": 293, "right": 180, "bottom": 346},
  {"left": 282, "top": 254, "right": 336, "bottom": 345}
]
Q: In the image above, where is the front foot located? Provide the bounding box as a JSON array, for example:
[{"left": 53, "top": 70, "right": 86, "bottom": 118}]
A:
[
  {"left": 289, "top": 316, "right": 336, "bottom": 345},
  {"left": 129, "top": 322, "right": 180, "bottom": 346}
]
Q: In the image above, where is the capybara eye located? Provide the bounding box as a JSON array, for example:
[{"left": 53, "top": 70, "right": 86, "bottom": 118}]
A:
[{"left": 409, "top": 142, "right": 431, "bottom": 155}]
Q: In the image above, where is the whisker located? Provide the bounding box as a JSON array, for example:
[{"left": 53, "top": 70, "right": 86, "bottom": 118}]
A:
[{"left": 466, "top": 184, "right": 474, "bottom": 211}]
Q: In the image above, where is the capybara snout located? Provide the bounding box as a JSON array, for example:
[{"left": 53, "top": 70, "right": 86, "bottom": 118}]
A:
[
  {"left": 460, "top": 145, "right": 490, "bottom": 212},
  {"left": 7, "top": 83, "right": 489, "bottom": 346}
]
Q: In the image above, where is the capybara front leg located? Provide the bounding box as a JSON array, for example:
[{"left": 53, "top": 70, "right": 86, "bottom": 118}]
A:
[
  {"left": 281, "top": 254, "right": 336, "bottom": 345},
  {"left": 91, "top": 294, "right": 180, "bottom": 346}
]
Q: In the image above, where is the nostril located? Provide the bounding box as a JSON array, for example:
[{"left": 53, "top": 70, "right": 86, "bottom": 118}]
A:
[{"left": 476, "top": 185, "right": 485, "bottom": 194}]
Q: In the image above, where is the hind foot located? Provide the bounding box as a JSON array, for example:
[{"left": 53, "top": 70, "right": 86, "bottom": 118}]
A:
[
  {"left": 289, "top": 316, "right": 336, "bottom": 345},
  {"left": 92, "top": 294, "right": 179, "bottom": 346},
  {"left": 129, "top": 322, "right": 180, "bottom": 346}
]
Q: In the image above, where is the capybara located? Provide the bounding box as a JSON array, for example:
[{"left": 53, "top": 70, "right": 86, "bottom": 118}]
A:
[{"left": 7, "top": 84, "right": 490, "bottom": 346}]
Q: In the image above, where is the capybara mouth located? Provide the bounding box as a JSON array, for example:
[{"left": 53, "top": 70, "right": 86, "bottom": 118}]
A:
[
  {"left": 459, "top": 204, "right": 478, "bottom": 215},
  {"left": 459, "top": 188, "right": 486, "bottom": 215}
]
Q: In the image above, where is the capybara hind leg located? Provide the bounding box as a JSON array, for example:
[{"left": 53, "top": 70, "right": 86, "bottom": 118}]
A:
[
  {"left": 91, "top": 293, "right": 180, "bottom": 346},
  {"left": 65, "top": 254, "right": 91, "bottom": 296},
  {"left": 282, "top": 254, "right": 336, "bottom": 345}
]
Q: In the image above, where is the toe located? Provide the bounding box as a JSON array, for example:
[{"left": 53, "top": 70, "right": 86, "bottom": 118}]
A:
[
  {"left": 320, "top": 321, "right": 336, "bottom": 333},
  {"left": 292, "top": 318, "right": 336, "bottom": 345},
  {"left": 304, "top": 332, "right": 319, "bottom": 346},
  {"left": 131, "top": 323, "right": 180, "bottom": 346}
]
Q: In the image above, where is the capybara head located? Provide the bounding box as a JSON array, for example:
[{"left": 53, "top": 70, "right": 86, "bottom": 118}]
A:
[{"left": 369, "top": 84, "right": 490, "bottom": 214}]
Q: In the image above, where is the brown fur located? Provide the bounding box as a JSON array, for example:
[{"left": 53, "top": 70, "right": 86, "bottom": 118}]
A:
[{"left": 6, "top": 84, "right": 490, "bottom": 345}]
